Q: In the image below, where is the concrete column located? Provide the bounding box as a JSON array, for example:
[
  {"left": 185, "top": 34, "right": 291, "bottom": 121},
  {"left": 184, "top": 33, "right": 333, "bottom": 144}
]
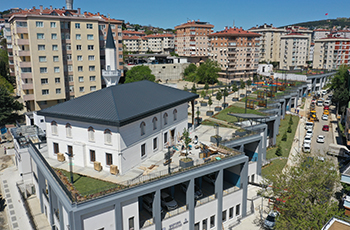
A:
[
  {"left": 115, "top": 202, "right": 123, "bottom": 230},
  {"left": 191, "top": 100, "right": 195, "bottom": 125},
  {"left": 273, "top": 116, "right": 279, "bottom": 146},
  {"left": 58, "top": 201, "right": 64, "bottom": 230},
  {"left": 72, "top": 210, "right": 82, "bottom": 230},
  {"left": 154, "top": 189, "right": 161, "bottom": 230},
  {"left": 215, "top": 169, "right": 224, "bottom": 230},
  {"left": 257, "top": 137, "right": 263, "bottom": 175},
  {"left": 186, "top": 179, "right": 195, "bottom": 229},
  {"left": 37, "top": 168, "right": 45, "bottom": 213},
  {"left": 261, "top": 125, "right": 267, "bottom": 161},
  {"left": 241, "top": 160, "right": 248, "bottom": 218},
  {"left": 48, "top": 185, "right": 54, "bottom": 228}
]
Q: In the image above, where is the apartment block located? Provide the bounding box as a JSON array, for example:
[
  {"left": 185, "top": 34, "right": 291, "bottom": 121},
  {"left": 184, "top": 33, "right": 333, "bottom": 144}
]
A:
[
  {"left": 6, "top": 6, "right": 123, "bottom": 112},
  {"left": 123, "top": 34, "right": 175, "bottom": 54},
  {"left": 208, "top": 27, "right": 261, "bottom": 79},
  {"left": 312, "top": 35, "right": 350, "bottom": 70},
  {"left": 175, "top": 20, "right": 214, "bottom": 57},
  {"left": 280, "top": 33, "right": 310, "bottom": 70}
]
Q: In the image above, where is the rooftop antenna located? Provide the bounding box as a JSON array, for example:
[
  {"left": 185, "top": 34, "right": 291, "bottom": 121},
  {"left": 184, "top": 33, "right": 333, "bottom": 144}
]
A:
[{"left": 233, "top": 20, "right": 235, "bottom": 28}]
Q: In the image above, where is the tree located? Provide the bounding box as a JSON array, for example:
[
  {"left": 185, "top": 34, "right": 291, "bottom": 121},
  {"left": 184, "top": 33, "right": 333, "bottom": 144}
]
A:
[
  {"left": 0, "top": 85, "right": 23, "bottom": 126},
  {"left": 275, "top": 144, "right": 282, "bottom": 156},
  {"left": 200, "top": 90, "right": 206, "bottom": 99},
  {"left": 191, "top": 84, "right": 197, "bottom": 94},
  {"left": 240, "top": 79, "right": 245, "bottom": 89},
  {"left": 289, "top": 116, "right": 293, "bottom": 125},
  {"left": 208, "top": 97, "right": 213, "bottom": 110},
  {"left": 124, "top": 65, "right": 155, "bottom": 83},
  {"left": 330, "top": 65, "right": 350, "bottom": 114},
  {"left": 247, "top": 78, "right": 252, "bottom": 87},
  {"left": 216, "top": 91, "right": 222, "bottom": 104},
  {"left": 287, "top": 125, "right": 292, "bottom": 133},
  {"left": 232, "top": 84, "right": 238, "bottom": 93},
  {"left": 182, "top": 128, "right": 191, "bottom": 158},
  {"left": 183, "top": 63, "right": 197, "bottom": 80},
  {"left": 196, "top": 59, "right": 221, "bottom": 84},
  {"left": 204, "top": 82, "right": 210, "bottom": 91},
  {"left": 260, "top": 154, "right": 343, "bottom": 229},
  {"left": 222, "top": 86, "right": 229, "bottom": 97},
  {"left": 281, "top": 132, "right": 287, "bottom": 141}
]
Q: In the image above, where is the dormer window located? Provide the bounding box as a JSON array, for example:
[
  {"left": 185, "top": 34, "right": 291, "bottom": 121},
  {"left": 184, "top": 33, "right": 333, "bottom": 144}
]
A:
[
  {"left": 66, "top": 123, "right": 72, "bottom": 138},
  {"left": 140, "top": 122, "right": 146, "bottom": 136},
  {"left": 88, "top": 126, "right": 95, "bottom": 142},
  {"left": 163, "top": 113, "right": 168, "bottom": 125},
  {"left": 152, "top": 117, "right": 157, "bottom": 130},
  {"left": 51, "top": 121, "right": 58, "bottom": 135},
  {"left": 173, "top": 109, "right": 177, "bottom": 121},
  {"left": 104, "top": 129, "right": 112, "bottom": 144}
]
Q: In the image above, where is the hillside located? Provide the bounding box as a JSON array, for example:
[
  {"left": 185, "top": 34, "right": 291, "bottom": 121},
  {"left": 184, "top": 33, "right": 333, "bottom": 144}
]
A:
[{"left": 283, "top": 18, "right": 350, "bottom": 29}]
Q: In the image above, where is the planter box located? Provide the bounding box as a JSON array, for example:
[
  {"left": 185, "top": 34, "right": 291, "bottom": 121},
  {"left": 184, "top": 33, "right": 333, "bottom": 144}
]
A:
[
  {"left": 204, "top": 96, "right": 209, "bottom": 99},
  {"left": 194, "top": 100, "right": 198, "bottom": 105},
  {"left": 214, "top": 106, "right": 222, "bottom": 111},
  {"left": 179, "top": 158, "right": 194, "bottom": 168},
  {"left": 240, "top": 94, "right": 245, "bottom": 98},
  {"left": 200, "top": 101, "right": 207, "bottom": 106},
  {"left": 210, "top": 135, "right": 222, "bottom": 143},
  {"left": 232, "top": 97, "right": 239, "bottom": 101},
  {"left": 246, "top": 90, "right": 252, "bottom": 94},
  {"left": 222, "top": 102, "right": 228, "bottom": 108},
  {"left": 206, "top": 111, "right": 214, "bottom": 116},
  {"left": 252, "top": 87, "right": 257, "bottom": 91}
]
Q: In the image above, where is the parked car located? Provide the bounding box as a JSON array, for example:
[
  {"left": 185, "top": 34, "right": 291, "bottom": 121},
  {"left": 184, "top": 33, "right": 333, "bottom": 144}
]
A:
[
  {"left": 305, "top": 129, "right": 313, "bottom": 138},
  {"left": 180, "top": 183, "right": 203, "bottom": 200},
  {"left": 322, "top": 114, "right": 328, "bottom": 120},
  {"left": 303, "top": 143, "right": 311, "bottom": 153},
  {"left": 323, "top": 110, "right": 329, "bottom": 115},
  {"left": 324, "top": 105, "right": 329, "bottom": 111},
  {"left": 305, "top": 122, "right": 314, "bottom": 130},
  {"left": 324, "top": 100, "right": 331, "bottom": 106},
  {"left": 264, "top": 210, "right": 279, "bottom": 229},
  {"left": 322, "top": 125, "right": 329, "bottom": 132},
  {"left": 161, "top": 192, "right": 178, "bottom": 211},
  {"left": 303, "top": 136, "right": 312, "bottom": 145},
  {"left": 317, "top": 135, "right": 325, "bottom": 143}
]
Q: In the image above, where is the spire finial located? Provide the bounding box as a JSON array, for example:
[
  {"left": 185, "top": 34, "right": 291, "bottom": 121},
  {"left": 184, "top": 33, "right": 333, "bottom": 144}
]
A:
[{"left": 108, "top": 13, "right": 110, "bottom": 24}]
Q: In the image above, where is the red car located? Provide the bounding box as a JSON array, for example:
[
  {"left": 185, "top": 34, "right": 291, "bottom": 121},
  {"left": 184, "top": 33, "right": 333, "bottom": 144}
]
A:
[
  {"left": 324, "top": 105, "right": 329, "bottom": 110},
  {"left": 322, "top": 125, "right": 329, "bottom": 131}
]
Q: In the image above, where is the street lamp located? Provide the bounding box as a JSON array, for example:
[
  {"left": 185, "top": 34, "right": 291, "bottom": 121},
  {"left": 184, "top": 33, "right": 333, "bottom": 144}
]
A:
[{"left": 226, "top": 60, "right": 230, "bottom": 86}]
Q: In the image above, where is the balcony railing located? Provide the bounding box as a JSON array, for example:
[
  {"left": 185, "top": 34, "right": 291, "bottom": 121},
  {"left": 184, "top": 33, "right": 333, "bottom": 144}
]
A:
[
  {"left": 195, "top": 193, "right": 217, "bottom": 207},
  {"left": 21, "top": 72, "right": 32, "bottom": 79},
  {"left": 23, "top": 94, "right": 34, "bottom": 101},
  {"left": 17, "top": 39, "right": 29, "bottom": 45},
  {"left": 163, "top": 205, "right": 188, "bottom": 220},
  {"left": 20, "top": 62, "right": 31, "bottom": 68},
  {"left": 22, "top": 83, "right": 33, "bottom": 90},
  {"left": 19, "top": 50, "right": 30, "bottom": 56}
]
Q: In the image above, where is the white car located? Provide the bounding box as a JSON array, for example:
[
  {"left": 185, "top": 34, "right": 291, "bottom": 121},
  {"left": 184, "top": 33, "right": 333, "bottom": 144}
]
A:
[
  {"left": 305, "top": 129, "right": 313, "bottom": 138},
  {"left": 322, "top": 114, "right": 328, "bottom": 120},
  {"left": 303, "top": 143, "right": 311, "bottom": 153},
  {"left": 303, "top": 136, "right": 312, "bottom": 145},
  {"left": 161, "top": 192, "right": 178, "bottom": 211},
  {"left": 317, "top": 135, "right": 325, "bottom": 143},
  {"left": 264, "top": 211, "right": 279, "bottom": 229}
]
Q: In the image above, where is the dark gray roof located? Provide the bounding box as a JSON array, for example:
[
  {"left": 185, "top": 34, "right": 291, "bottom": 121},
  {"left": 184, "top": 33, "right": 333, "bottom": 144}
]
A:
[
  {"left": 38, "top": 81, "right": 198, "bottom": 127},
  {"left": 105, "top": 24, "right": 116, "bottom": 49}
]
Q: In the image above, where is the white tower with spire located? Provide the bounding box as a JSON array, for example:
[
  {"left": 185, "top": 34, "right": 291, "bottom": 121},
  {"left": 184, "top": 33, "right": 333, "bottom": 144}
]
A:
[{"left": 102, "top": 24, "right": 122, "bottom": 87}]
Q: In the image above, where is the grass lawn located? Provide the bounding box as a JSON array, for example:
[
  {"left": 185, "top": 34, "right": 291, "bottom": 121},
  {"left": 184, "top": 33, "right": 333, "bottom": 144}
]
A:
[
  {"left": 261, "top": 158, "right": 288, "bottom": 180},
  {"left": 59, "top": 169, "right": 120, "bottom": 196},
  {"left": 265, "top": 114, "right": 300, "bottom": 160},
  {"left": 212, "top": 105, "right": 267, "bottom": 124}
]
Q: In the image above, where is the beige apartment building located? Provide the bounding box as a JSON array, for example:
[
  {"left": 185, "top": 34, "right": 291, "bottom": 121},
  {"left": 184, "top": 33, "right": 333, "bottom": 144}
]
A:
[
  {"left": 312, "top": 35, "right": 350, "bottom": 70},
  {"left": 280, "top": 33, "right": 310, "bottom": 70},
  {"left": 6, "top": 6, "right": 123, "bottom": 112},
  {"left": 123, "top": 34, "right": 174, "bottom": 54},
  {"left": 208, "top": 27, "right": 261, "bottom": 79},
  {"left": 175, "top": 20, "right": 214, "bottom": 57}
]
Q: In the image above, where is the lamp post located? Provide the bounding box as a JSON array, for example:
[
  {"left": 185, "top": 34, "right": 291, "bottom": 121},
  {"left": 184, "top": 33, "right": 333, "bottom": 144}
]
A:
[{"left": 65, "top": 152, "right": 74, "bottom": 184}]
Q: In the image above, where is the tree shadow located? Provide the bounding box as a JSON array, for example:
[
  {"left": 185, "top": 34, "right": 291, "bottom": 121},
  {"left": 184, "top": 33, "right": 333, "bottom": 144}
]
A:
[{"left": 0, "top": 195, "right": 7, "bottom": 211}]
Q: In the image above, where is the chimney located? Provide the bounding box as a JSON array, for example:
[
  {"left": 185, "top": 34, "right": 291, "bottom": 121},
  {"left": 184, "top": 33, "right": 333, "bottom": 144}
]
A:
[
  {"left": 77, "top": 8, "right": 81, "bottom": 14},
  {"left": 40, "top": 5, "right": 43, "bottom": 12},
  {"left": 50, "top": 5, "right": 53, "bottom": 10},
  {"left": 66, "top": 0, "right": 73, "bottom": 10},
  {"left": 62, "top": 6, "right": 65, "bottom": 10},
  {"left": 32, "top": 6, "right": 36, "bottom": 10},
  {"left": 97, "top": 12, "right": 100, "bottom": 16}
]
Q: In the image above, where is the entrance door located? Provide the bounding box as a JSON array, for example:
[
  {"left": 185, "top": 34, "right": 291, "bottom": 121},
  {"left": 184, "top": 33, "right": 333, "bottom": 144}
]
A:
[{"left": 170, "top": 129, "right": 175, "bottom": 145}]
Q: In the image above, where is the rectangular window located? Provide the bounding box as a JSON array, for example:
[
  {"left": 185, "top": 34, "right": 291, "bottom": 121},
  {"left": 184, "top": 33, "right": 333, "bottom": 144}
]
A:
[
  {"left": 79, "top": 87, "right": 84, "bottom": 92},
  {"left": 41, "top": 78, "right": 48, "bottom": 84},
  {"left": 141, "top": 143, "right": 146, "bottom": 157},
  {"left": 88, "top": 45, "right": 94, "bottom": 50},
  {"left": 89, "top": 66, "right": 95, "bottom": 71},
  {"left": 54, "top": 67, "right": 60, "bottom": 73},
  {"left": 55, "top": 78, "right": 60, "bottom": 83},
  {"left": 210, "top": 215, "right": 215, "bottom": 228},
  {"left": 52, "top": 45, "right": 58, "bottom": 51},
  {"left": 56, "top": 88, "right": 61, "bottom": 94},
  {"left": 87, "top": 34, "right": 93, "bottom": 40},
  {"left": 37, "top": 33, "right": 44, "bottom": 39},
  {"left": 236, "top": 204, "right": 240, "bottom": 216},
  {"left": 68, "top": 145, "right": 73, "bottom": 156},
  {"left": 68, "top": 75, "right": 74, "bottom": 82},
  {"left": 53, "top": 143, "right": 59, "bottom": 154},
  {"left": 164, "top": 132, "right": 168, "bottom": 144},
  {"left": 53, "top": 56, "right": 59, "bottom": 62},
  {"left": 128, "top": 217, "right": 134, "bottom": 230},
  {"left": 78, "top": 66, "right": 83, "bottom": 72},
  {"left": 76, "top": 34, "right": 81, "bottom": 40},
  {"left": 90, "top": 86, "right": 96, "bottom": 91},
  {"left": 89, "top": 76, "right": 96, "bottom": 81},
  {"left": 111, "top": 25, "right": 116, "bottom": 29},
  {"left": 51, "top": 33, "right": 57, "bottom": 39},
  {"left": 50, "top": 22, "right": 56, "bottom": 28},
  {"left": 69, "top": 85, "right": 74, "bottom": 92},
  {"left": 38, "top": 45, "right": 45, "bottom": 51},
  {"left": 78, "top": 76, "right": 84, "bottom": 82},
  {"left": 77, "top": 55, "right": 83, "bottom": 61},
  {"left": 229, "top": 207, "right": 233, "bottom": 219},
  {"left": 39, "top": 56, "right": 46, "bottom": 62},
  {"left": 88, "top": 55, "right": 95, "bottom": 61},
  {"left": 106, "top": 153, "right": 112, "bottom": 165},
  {"left": 36, "top": 21, "right": 43, "bottom": 27},
  {"left": 87, "top": 24, "right": 93, "bottom": 29},
  {"left": 40, "top": 67, "right": 47, "bottom": 73},
  {"left": 42, "top": 89, "right": 49, "bottom": 95},
  {"left": 66, "top": 44, "right": 71, "bottom": 51},
  {"left": 222, "top": 210, "right": 227, "bottom": 222},
  {"left": 153, "top": 138, "right": 158, "bottom": 150},
  {"left": 76, "top": 45, "right": 82, "bottom": 50},
  {"left": 67, "top": 54, "right": 72, "bottom": 61},
  {"left": 68, "top": 65, "right": 73, "bottom": 72},
  {"left": 90, "top": 150, "right": 96, "bottom": 162},
  {"left": 75, "top": 23, "right": 80, "bottom": 29},
  {"left": 202, "top": 219, "right": 207, "bottom": 230}
]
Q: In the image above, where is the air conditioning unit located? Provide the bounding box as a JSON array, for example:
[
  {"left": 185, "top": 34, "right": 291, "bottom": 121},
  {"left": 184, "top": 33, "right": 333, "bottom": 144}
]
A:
[
  {"left": 57, "top": 153, "right": 65, "bottom": 162},
  {"left": 110, "top": 165, "right": 119, "bottom": 175},
  {"left": 94, "top": 161, "right": 102, "bottom": 172}
]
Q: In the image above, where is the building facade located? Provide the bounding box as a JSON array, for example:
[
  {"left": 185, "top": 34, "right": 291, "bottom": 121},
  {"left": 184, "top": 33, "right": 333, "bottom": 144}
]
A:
[
  {"left": 174, "top": 20, "right": 214, "bottom": 57},
  {"left": 6, "top": 6, "right": 123, "bottom": 111},
  {"left": 280, "top": 33, "right": 310, "bottom": 70},
  {"left": 208, "top": 27, "right": 261, "bottom": 79}
]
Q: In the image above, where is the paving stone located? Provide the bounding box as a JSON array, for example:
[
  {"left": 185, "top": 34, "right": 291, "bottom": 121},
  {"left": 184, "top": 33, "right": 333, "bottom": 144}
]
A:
[
  {"left": 10, "top": 210, "right": 15, "bottom": 215},
  {"left": 11, "top": 216, "right": 16, "bottom": 221},
  {"left": 8, "top": 204, "right": 13, "bottom": 209},
  {"left": 7, "top": 199, "right": 12, "bottom": 203},
  {"left": 13, "top": 222, "right": 18, "bottom": 228},
  {"left": 4, "top": 184, "right": 8, "bottom": 188},
  {"left": 3, "top": 180, "right": 7, "bottom": 184},
  {"left": 6, "top": 194, "right": 10, "bottom": 198},
  {"left": 5, "top": 189, "right": 9, "bottom": 193}
]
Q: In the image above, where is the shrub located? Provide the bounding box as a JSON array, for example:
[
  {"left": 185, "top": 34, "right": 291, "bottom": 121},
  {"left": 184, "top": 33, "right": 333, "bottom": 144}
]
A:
[
  {"left": 287, "top": 125, "right": 292, "bottom": 133},
  {"left": 275, "top": 145, "right": 282, "bottom": 156},
  {"left": 282, "top": 132, "right": 287, "bottom": 141},
  {"left": 289, "top": 116, "right": 293, "bottom": 125}
]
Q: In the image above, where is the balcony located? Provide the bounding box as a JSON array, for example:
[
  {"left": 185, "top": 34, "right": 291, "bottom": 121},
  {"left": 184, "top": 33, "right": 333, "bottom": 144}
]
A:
[
  {"left": 19, "top": 50, "right": 30, "bottom": 56},
  {"left": 20, "top": 62, "right": 31, "bottom": 68},
  {"left": 21, "top": 72, "right": 32, "bottom": 79},
  {"left": 17, "top": 39, "right": 29, "bottom": 45},
  {"left": 22, "top": 83, "right": 33, "bottom": 90},
  {"left": 16, "top": 27, "right": 28, "bottom": 33},
  {"left": 23, "top": 94, "right": 34, "bottom": 101}
]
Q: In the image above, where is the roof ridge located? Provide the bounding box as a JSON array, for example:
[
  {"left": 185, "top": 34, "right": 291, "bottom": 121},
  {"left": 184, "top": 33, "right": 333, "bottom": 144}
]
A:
[{"left": 109, "top": 86, "right": 121, "bottom": 122}]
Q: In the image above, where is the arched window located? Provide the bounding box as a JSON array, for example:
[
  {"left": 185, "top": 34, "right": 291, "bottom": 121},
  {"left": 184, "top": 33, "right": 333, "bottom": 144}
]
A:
[
  {"left": 51, "top": 121, "right": 58, "bottom": 135},
  {"left": 104, "top": 129, "right": 112, "bottom": 144},
  {"left": 173, "top": 109, "right": 177, "bottom": 121},
  {"left": 152, "top": 117, "right": 158, "bottom": 130},
  {"left": 140, "top": 122, "right": 146, "bottom": 136},
  {"left": 65, "top": 123, "right": 72, "bottom": 137},
  {"left": 163, "top": 113, "right": 168, "bottom": 125},
  {"left": 88, "top": 126, "right": 95, "bottom": 141}
]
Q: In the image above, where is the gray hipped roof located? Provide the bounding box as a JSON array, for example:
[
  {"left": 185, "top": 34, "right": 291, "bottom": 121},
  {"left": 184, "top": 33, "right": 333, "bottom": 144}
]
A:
[
  {"left": 38, "top": 81, "right": 198, "bottom": 127},
  {"left": 106, "top": 24, "right": 116, "bottom": 49}
]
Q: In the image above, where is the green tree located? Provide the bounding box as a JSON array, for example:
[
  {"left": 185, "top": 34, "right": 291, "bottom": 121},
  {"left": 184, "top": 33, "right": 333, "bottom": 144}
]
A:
[
  {"left": 275, "top": 144, "right": 282, "bottom": 156},
  {"left": 289, "top": 116, "right": 293, "bottom": 125},
  {"left": 191, "top": 84, "right": 197, "bottom": 94},
  {"left": 200, "top": 90, "right": 206, "bottom": 99},
  {"left": 0, "top": 85, "right": 23, "bottom": 126},
  {"left": 0, "top": 76, "right": 14, "bottom": 92},
  {"left": 196, "top": 59, "right": 221, "bottom": 84},
  {"left": 222, "top": 86, "right": 229, "bottom": 97},
  {"left": 287, "top": 125, "right": 292, "bottom": 133},
  {"left": 330, "top": 65, "right": 350, "bottom": 114},
  {"left": 260, "top": 154, "right": 343, "bottom": 229},
  {"left": 204, "top": 82, "right": 209, "bottom": 91},
  {"left": 281, "top": 132, "right": 287, "bottom": 141},
  {"left": 182, "top": 128, "right": 191, "bottom": 158},
  {"left": 208, "top": 97, "right": 213, "bottom": 110},
  {"left": 216, "top": 91, "right": 222, "bottom": 104},
  {"left": 124, "top": 65, "right": 155, "bottom": 83},
  {"left": 240, "top": 79, "right": 245, "bottom": 89},
  {"left": 183, "top": 64, "right": 197, "bottom": 79},
  {"left": 247, "top": 78, "right": 252, "bottom": 87},
  {"left": 232, "top": 83, "right": 238, "bottom": 92}
]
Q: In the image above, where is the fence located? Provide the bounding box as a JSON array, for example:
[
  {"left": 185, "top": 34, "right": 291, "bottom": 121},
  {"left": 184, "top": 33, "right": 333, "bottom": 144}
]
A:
[
  {"left": 16, "top": 181, "right": 37, "bottom": 230},
  {"left": 195, "top": 194, "right": 217, "bottom": 207}
]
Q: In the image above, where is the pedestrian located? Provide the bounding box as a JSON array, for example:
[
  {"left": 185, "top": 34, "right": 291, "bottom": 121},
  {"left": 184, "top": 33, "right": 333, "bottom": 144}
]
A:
[{"left": 4, "top": 146, "right": 6, "bottom": 155}]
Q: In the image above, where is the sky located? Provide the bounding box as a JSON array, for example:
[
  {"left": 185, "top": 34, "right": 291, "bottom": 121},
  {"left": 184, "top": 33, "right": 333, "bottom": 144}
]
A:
[{"left": 2, "top": 0, "right": 349, "bottom": 31}]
